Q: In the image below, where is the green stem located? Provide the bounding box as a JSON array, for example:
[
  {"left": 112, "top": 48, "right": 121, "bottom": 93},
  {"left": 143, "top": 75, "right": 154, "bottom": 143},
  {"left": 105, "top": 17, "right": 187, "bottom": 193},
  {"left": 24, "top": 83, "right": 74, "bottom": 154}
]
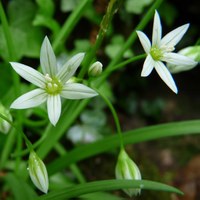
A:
[
  {"left": 94, "top": 87, "right": 124, "bottom": 149},
  {"left": 12, "top": 101, "right": 75, "bottom": 157},
  {"left": 0, "top": 114, "right": 33, "bottom": 152},
  {"left": 78, "top": 0, "right": 122, "bottom": 78},
  {"left": 107, "top": 0, "right": 163, "bottom": 70},
  {"left": 24, "top": 119, "right": 48, "bottom": 127},
  {"left": 52, "top": 0, "right": 92, "bottom": 52},
  {"left": 97, "top": 54, "right": 146, "bottom": 84},
  {"left": 106, "top": 54, "right": 146, "bottom": 73}
]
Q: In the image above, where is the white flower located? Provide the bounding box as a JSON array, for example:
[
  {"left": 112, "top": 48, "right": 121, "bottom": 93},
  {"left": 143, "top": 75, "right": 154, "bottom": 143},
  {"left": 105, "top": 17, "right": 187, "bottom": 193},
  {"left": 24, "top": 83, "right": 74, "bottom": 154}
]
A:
[
  {"left": 28, "top": 151, "right": 49, "bottom": 193},
  {"left": 10, "top": 36, "right": 98, "bottom": 126},
  {"left": 136, "top": 11, "right": 197, "bottom": 93}
]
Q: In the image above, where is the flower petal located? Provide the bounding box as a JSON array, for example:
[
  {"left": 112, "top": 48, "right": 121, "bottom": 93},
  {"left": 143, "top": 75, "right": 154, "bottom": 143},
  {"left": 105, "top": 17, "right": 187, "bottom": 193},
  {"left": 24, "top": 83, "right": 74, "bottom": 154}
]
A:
[
  {"left": 154, "top": 61, "right": 178, "bottom": 93},
  {"left": 141, "top": 54, "right": 154, "bottom": 77},
  {"left": 47, "top": 95, "right": 61, "bottom": 126},
  {"left": 61, "top": 83, "right": 98, "bottom": 99},
  {"left": 10, "top": 89, "right": 47, "bottom": 109},
  {"left": 57, "top": 53, "right": 85, "bottom": 83},
  {"left": 136, "top": 31, "right": 151, "bottom": 54},
  {"left": 161, "top": 24, "right": 189, "bottom": 47},
  {"left": 10, "top": 62, "right": 46, "bottom": 88},
  {"left": 40, "top": 36, "right": 57, "bottom": 76},
  {"left": 152, "top": 10, "right": 162, "bottom": 46},
  {"left": 163, "top": 52, "right": 198, "bottom": 66}
]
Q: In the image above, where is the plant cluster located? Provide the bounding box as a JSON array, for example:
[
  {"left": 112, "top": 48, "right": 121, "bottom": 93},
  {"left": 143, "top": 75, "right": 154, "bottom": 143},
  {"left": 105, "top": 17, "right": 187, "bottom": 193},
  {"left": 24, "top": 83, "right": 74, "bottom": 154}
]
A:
[{"left": 0, "top": 0, "right": 199, "bottom": 199}]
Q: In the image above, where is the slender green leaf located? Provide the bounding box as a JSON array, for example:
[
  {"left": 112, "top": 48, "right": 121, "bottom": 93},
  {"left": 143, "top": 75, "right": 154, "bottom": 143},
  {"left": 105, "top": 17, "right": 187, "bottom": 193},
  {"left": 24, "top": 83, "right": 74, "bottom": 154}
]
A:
[
  {"left": 37, "top": 179, "right": 183, "bottom": 200},
  {"left": 80, "top": 192, "right": 123, "bottom": 200},
  {"left": 47, "top": 120, "right": 200, "bottom": 175},
  {"left": 5, "top": 173, "right": 38, "bottom": 200}
]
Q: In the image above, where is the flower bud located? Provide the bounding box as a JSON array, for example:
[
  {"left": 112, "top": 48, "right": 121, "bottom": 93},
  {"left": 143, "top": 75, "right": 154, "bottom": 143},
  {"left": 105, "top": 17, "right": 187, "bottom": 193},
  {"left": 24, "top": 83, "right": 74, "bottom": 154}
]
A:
[
  {"left": 28, "top": 151, "right": 49, "bottom": 193},
  {"left": 88, "top": 61, "right": 103, "bottom": 77},
  {"left": 115, "top": 148, "right": 141, "bottom": 197},
  {"left": 0, "top": 103, "right": 12, "bottom": 134},
  {"left": 66, "top": 76, "right": 78, "bottom": 83},
  {"left": 168, "top": 46, "right": 199, "bottom": 74}
]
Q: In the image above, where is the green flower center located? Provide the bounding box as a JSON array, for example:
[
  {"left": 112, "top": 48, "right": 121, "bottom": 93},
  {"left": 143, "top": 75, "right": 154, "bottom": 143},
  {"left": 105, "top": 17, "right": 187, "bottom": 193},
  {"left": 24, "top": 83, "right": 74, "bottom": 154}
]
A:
[
  {"left": 150, "top": 46, "right": 163, "bottom": 61},
  {"left": 45, "top": 74, "right": 63, "bottom": 95}
]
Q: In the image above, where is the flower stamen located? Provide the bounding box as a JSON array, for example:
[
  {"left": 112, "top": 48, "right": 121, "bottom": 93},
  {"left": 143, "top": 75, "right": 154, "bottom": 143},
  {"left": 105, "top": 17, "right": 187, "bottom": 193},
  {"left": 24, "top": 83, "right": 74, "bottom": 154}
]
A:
[
  {"left": 150, "top": 46, "right": 163, "bottom": 61},
  {"left": 45, "top": 74, "right": 52, "bottom": 82},
  {"left": 45, "top": 74, "right": 62, "bottom": 95}
]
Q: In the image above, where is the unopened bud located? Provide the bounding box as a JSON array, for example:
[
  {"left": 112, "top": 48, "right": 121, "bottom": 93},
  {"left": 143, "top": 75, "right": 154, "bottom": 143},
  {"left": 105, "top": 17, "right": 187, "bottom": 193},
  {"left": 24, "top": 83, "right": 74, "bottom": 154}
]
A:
[
  {"left": 88, "top": 61, "right": 103, "bottom": 77},
  {"left": 168, "top": 46, "right": 199, "bottom": 74},
  {"left": 115, "top": 148, "right": 141, "bottom": 197},
  {"left": 66, "top": 76, "right": 78, "bottom": 83},
  {"left": 0, "top": 103, "right": 12, "bottom": 134},
  {"left": 28, "top": 151, "right": 49, "bottom": 193}
]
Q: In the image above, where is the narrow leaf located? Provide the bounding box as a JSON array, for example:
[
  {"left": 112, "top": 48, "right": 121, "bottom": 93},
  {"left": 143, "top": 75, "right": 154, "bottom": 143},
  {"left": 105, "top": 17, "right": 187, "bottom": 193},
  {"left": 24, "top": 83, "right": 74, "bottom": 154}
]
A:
[
  {"left": 37, "top": 179, "right": 183, "bottom": 200},
  {"left": 47, "top": 120, "right": 200, "bottom": 175}
]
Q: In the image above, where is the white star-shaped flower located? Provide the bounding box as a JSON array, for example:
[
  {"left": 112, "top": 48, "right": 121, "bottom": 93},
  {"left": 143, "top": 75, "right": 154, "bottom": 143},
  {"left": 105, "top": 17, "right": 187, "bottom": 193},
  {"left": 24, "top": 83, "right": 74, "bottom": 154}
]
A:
[
  {"left": 136, "top": 10, "right": 197, "bottom": 93},
  {"left": 10, "top": 36, "right": 98, "bottom": 126}
]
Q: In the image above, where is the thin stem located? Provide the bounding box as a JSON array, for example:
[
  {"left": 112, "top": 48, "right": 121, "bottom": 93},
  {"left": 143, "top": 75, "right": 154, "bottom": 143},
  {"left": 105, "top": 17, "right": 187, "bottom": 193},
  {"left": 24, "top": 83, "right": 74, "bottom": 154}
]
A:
[
  {"left": 106, "top": 54, "right": 146, "bottom": 73},
  {"left": 78, "top": 0, "right": 122, "bottom": 78},
  {"left": 98, "top": 54, "right": 146, "bottom": 84},
  {"left": 11, "top": 125, "right": 52, "bottom": 157},
  {"left": 94, "top": 87, "right": 124, "bottom": 149},
  {"left": 24, "top": 119, "right": 48, "bottom": 127},
  {"left": 0, "top": 114, "right": 33, "bottom": 152}
]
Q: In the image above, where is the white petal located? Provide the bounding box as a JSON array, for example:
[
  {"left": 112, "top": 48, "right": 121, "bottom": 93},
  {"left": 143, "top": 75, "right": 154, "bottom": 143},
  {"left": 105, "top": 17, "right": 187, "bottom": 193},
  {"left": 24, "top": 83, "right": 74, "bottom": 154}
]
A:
[
  {"left": 10, "top": 89, "right": 47, "bottom": 109},
  {"left": 161, "top": 24, "right": 189, "bottom": 47},
  {"left": 40, "top": 36, "right": 57, "bottom": 76},
  {"left": 10, "top": 62, "right": 46, "bottom": 88},
  {"left": 61, "top": 83, "right": 98, "bottom": 99},
  {"left": 152, "top": 10, "right": 162, "bottom": 46},
  {"left": 141, "top": 54, "right": 154, "bottom": 77},
  {"left": 47, "top": 95, "right": 61, "bottom": 126},
  {"left": 154, "top": 61, "right": 178, "bottom": 93},
  {"left": 57, "top": 53, "right": 85, "bottom": 83},
  {"left": 136, "top": 31, "right": 151, "bottom": 54},
  {"left": 163, "top": 52, "right": 198, "bottom": 66}
]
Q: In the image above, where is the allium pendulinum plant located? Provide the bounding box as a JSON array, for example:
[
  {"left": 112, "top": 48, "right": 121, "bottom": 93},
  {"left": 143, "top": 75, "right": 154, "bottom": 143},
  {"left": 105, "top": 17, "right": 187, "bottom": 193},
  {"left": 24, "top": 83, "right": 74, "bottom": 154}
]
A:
[{"left": 0, "top": 0, "right": 199, "bottom": 199}]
